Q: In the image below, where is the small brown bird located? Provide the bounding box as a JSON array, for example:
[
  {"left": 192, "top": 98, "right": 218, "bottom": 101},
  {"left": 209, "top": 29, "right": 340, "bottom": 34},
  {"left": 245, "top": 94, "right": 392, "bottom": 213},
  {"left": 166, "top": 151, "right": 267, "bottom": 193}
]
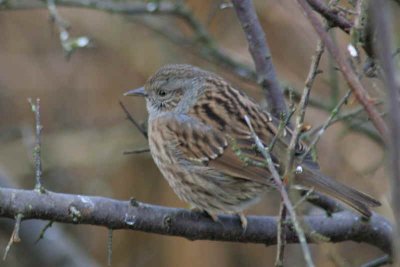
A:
[{"left": 125, "top": 64, "right": 380, "bottom": 227}]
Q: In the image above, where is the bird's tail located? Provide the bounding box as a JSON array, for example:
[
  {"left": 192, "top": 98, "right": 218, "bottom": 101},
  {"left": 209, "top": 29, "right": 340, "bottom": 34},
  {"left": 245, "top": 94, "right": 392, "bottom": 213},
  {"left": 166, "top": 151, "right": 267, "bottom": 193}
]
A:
[{"left": 297, "top": 168, "right": 381, "bottom": 218}]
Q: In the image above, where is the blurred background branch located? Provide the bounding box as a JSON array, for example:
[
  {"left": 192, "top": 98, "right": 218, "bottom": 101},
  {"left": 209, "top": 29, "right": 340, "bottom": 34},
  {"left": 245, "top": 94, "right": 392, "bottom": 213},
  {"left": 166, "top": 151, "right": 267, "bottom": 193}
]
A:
[{"left": 370, "top": 0, "right": 400, "bottom": 264}]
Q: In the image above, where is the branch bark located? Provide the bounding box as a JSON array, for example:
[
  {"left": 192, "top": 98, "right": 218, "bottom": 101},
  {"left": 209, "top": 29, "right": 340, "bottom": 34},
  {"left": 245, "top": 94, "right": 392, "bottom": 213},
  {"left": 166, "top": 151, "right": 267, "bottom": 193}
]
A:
[
  {"left": 306, "top": 0, "right": 353, "bottom": 33},
  {"left": 0, "top": 187, "right": 393, "bottom": 255},
  {"left": 231, "top": 0, "right": 287, "bottom": 116},
  {"left": 370, "top": 1, "right": 400, "bottom": 263}
]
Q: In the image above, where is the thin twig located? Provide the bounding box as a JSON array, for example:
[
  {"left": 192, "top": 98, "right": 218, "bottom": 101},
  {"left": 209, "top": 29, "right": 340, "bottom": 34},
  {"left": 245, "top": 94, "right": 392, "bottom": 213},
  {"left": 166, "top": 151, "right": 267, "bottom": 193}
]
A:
[
  {"left": 285, "top": 39, "right": 325, "bottom": 180},
  {"left": 275, "top": 203, "right": 287, "bottom": 267},
  {"left": 47, "top": 0, "right": 91, "bottom": 58},
  {"left": 3, "top": 213, "right": 23, "bottom": 260},
  {"left": 296, "top": 0, "right": 389, "bottom": 143},
  {"left": 107, "top": 229, "right": 113, "bottom": 266},
  {"left": 35, "top": 220, "right": 54, "bottom": 244},
  {"left": 28, "top": 98, "right": 45, "bottom": 192},
  {"left": 123, "top": 148, "right": 150, "bottom": 155},
  {"left": 360, "top": 255, "right": 391, "bottom": 267},
  {"left": 269, "top": 108, "right": 296, "bottom": 153},
  {"left": 306, "top": 99, "right": 384, "bottom": 138},
  {"left": 231, "top": 0, "right": 287, "bottom": 116},
  {"left": 275, "top": 38, "right": 324, "bottom": 266},
  {"left": 119, "top": 101, "right": 148, "bottom": 139},
  {"left": 299, "top": 91, "right": 352, "bottom": 163},
  {"left": 244, "top": 115, "right": 315, "bottom": 267}
]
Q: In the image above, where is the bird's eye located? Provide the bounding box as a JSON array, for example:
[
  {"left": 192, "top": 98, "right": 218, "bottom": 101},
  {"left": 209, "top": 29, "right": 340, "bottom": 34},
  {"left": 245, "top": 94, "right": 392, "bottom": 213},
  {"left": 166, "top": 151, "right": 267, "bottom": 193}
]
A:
[{"left": 158, "top": 90, "right": 167, "bottom": 97}]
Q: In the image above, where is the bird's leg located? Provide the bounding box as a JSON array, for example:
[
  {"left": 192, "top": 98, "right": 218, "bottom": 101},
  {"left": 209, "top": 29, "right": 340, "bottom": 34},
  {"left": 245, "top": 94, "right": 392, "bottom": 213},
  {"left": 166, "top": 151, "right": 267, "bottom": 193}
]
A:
[
  {"left": 189, "top": 205, "right": 203, "bottom": 213},
  {"left": 238, "top": 212, "right": 248, "bottom": 232}
]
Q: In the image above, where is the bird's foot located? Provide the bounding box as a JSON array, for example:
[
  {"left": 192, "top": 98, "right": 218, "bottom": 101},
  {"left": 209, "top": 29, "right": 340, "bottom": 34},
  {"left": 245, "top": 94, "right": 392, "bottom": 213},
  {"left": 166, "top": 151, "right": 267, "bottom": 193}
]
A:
[{"left": 238, "top": 212, "right": 248, "bottom": 233}]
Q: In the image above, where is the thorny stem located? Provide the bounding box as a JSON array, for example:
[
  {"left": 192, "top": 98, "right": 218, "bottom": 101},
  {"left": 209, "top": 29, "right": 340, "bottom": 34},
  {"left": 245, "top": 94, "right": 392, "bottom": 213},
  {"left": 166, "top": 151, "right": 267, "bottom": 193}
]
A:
[{"left": 244, "top": 116, "right": 315, "bottom": 267}]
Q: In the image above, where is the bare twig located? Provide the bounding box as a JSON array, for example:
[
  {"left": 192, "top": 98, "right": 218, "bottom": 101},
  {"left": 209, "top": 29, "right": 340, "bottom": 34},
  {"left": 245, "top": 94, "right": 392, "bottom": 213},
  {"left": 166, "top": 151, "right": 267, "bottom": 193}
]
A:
[
  {"left": 275, "top": 203, "right": 287, "bottom": 267},
  {"left": 244, "top": 115, "right": 315, "bottom": 267},
  {"left": 107, "top": 229, "right": 113, "bottom": 267},
  {"left": 28, "top": 98, "right": 45, "bottom": 192},
  {"left": 370, "top": 1, "right": 400, "bottom": 263},
  {"left": 300, "top": 91, "right": 352, "bottom": 163},
  {"left": 3, "top": 213, "right": 23, "bottom": 260},
  {"left": 231, "top": 0, "right": 287, "bottom": 116},
  {"left": 119, "top": 101, "right": 148, "bottom": 139},
  {"left": 305, "top": 99, "right": 384, "bottom": 138},
  {"left": 296, "top": 0, "right": 389, "bottom": 143},
  {"left": 269, "top": 108, "right": 296, "bottom": 153},
  {"left": 285, "top": 39, "right": 325, "bottom": 179},
  {"left": 361, "top": 255, "right": 392, "bottom": 267},
  {"left": 35, "top": 220, "right": 54, "bottom": 244},
  {"left": 123, "top": 148, "right": 150, "bottom": 155},
  {"left": 275, "top": 38, "right": 324, "bottom": 266}
]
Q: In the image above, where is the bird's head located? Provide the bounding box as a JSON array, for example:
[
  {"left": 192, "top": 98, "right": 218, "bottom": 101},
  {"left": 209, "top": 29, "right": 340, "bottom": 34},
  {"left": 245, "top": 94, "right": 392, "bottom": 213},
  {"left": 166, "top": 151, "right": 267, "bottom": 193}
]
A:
[{"left": 124, "top": 64, "right": 214, "bottom": 117}]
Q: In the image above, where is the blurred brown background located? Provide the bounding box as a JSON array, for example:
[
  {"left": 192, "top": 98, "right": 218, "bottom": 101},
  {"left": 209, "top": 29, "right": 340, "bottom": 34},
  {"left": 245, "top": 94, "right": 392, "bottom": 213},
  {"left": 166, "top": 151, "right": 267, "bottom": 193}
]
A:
[{"left": 0, "top": 0, "right": 398, "bottom": 266}]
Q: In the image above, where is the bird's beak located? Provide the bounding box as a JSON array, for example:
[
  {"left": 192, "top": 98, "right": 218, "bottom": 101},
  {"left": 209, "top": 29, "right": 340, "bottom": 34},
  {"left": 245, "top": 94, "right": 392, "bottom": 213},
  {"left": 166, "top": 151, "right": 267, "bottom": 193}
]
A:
[{"left": 123, "top": 87, "right": 147, "bottom": 97}]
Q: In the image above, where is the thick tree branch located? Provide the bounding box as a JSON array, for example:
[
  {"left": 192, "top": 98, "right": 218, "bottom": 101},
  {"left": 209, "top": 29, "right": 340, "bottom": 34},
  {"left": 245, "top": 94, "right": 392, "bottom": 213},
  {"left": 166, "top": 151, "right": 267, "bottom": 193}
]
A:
[
  {"left": 306, "top": 0, "right": 353, "bottom": 33},
  {"left": 231, "top": 0, "right": 287, "bottom": 116},
  {"left": 370, "top": 1, "right": 400, "bottom": 263},
  {"left": 0, "top": 187, "right": 392, "bottom": 255}
]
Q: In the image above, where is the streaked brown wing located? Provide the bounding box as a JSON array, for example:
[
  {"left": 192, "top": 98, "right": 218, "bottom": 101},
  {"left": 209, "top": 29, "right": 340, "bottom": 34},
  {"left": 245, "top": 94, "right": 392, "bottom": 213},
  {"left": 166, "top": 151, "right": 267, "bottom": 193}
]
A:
[
  {"left": 155, "top": 112, "right": 272, "bottom": 184},
  {"left": 189, "top": 85, "right": 314, "bottom": 170}
]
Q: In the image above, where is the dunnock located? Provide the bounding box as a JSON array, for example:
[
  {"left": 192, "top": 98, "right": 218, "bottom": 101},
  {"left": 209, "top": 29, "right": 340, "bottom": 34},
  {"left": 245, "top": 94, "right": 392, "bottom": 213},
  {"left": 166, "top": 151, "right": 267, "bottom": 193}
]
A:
[{"left": 125, "top": 64, "right": 380, "bottom": 228}]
